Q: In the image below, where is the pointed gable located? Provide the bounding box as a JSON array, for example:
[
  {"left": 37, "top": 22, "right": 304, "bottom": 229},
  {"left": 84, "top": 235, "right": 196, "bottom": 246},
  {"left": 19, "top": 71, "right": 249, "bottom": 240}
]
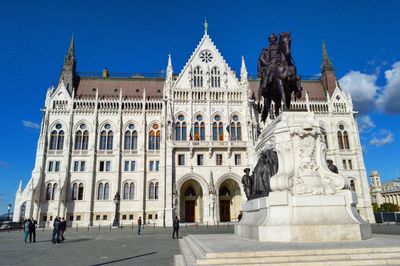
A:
[{"left": 174, "top": 33, "right": 240, "bottom": 90}]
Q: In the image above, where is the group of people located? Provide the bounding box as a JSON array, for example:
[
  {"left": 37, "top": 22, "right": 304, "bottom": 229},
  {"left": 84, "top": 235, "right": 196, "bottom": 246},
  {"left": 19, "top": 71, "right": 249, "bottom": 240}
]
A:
[
  {"left": 23, "top": 218, "right": 37, "bottom": 243},
  {"left": 52, "top": 217, "right": 67, "bottom": 244}
]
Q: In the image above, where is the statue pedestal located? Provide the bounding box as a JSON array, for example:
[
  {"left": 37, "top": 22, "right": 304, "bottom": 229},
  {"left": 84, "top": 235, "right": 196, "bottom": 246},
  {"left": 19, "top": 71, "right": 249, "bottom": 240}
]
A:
[{"left": 235, "top": 112, "right": 371, "bottom": 242}]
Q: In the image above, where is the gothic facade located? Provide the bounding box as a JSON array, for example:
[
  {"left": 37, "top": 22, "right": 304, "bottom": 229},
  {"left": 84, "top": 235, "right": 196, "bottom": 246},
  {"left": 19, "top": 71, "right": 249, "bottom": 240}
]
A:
[
  {"left": 370, "top": 170, "right": 400, "bottom": 207},
  {"left": 13, "top": 30, "right": 375, "bottom": 227}
]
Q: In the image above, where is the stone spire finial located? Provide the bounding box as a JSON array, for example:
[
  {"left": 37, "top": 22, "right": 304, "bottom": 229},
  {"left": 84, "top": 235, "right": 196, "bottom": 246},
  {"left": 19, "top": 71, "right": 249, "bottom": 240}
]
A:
[
  {"left": 166, "top": 54, "right": 173, "bottom": 80},
  {"left": 240, "top": 55, "right": 248, "bottom": 82},
  {"left": 322, "top": 39, "right": 333, "bottom": 72},
  {"left": 204, "top": 18, "right": 208, "bottom": 34},
  {"left": 17, "top": 179, "right": 23, "bottom": 193}
]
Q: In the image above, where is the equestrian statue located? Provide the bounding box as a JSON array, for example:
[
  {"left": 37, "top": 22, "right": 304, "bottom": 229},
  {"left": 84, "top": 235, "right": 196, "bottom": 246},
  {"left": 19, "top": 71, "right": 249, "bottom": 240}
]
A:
[{"left": 258, "top": 32, "right": 302, "bottom": 121}]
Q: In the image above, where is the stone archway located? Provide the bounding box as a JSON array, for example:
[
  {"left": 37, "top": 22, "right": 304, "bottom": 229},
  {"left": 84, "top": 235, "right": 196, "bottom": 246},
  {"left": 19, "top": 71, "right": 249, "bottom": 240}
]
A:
[
  {"left": 217, "top": 179, "right": 241, "bottom": 222},
  {"left": 179, "top": 179, "right": 204, "bottom": 223}
]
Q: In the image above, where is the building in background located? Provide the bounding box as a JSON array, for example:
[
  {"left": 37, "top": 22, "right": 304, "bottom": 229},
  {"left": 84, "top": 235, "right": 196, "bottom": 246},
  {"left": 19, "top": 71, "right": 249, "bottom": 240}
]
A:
[
  {"left": 370, "top": 170, "right": 400, "bottom": 206},
  {"left": 13, "top": 27, "right": 375, "bottom": 226}
]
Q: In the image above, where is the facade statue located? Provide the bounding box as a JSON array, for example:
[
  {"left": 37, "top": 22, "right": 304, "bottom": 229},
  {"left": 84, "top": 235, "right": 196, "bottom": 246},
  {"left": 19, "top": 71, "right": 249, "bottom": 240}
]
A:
[
  {"left": 243, "top": 149, "right": 278, "bottom": 200},
  {"left": 242, "top": 168, "right": 253, "bottom": 200},
  {"left": 257, "top": 32, "right": 302, "bottom": 121},
  {"left": 327, "top": 160, "right": 339, "bottom": 174}
]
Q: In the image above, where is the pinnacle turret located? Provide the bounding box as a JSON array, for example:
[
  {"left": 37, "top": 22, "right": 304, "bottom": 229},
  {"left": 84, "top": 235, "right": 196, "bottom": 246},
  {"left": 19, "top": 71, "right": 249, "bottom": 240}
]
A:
[
  {"left": 166, "top": 54, "right": 173, "bottom": 80},
  {"left": 58, "top": 34, "right": 77, "bottom": 94},
  {"left": 240, "top": 55, "right": 248, "bottom": 82},
  {"left": 322, "top": 39, "right": 333, "bottom": 72}
]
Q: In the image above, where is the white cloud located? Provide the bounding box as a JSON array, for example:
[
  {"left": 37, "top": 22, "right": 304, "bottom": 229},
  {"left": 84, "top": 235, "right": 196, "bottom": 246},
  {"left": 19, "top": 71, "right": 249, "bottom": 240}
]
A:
[
  {"left": 376, "top": 62, "right": 400, "bottom": 113},
  {"left": 0, "top": 161, "right": 11, "bottom": 169},
  {"left": 357, "top": 115, "right": 375, "bottom": 133},
  {"left": 369, "top": 129, "right": 394, "bottom": 147},
  {"left": 22, "top": 120, "right": 40, "bottom": 131},
  {"left": 338, "top": 71, "right": 379, "bottom": 113}
]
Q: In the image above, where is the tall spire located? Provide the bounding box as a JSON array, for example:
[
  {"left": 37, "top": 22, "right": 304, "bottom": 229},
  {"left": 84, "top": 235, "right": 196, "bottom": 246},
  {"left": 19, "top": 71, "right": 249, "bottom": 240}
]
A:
[
  {"left": 58, "top": 34, "right": 77, "bottom": 94},
  {"left": 17, "top": 179, "right": 22, "bottom": 194},
  {"left": 240, "top": 55, "right": 248, "bottom": 82},
  {"left": 204, "top": 18, "right": 208, "bottom": 34},
  {"left": 321, "top": 39, "right": 333, "bottom": 72},
  {"left": 167, "top": 54, "right": 173, "bottom": 78}
]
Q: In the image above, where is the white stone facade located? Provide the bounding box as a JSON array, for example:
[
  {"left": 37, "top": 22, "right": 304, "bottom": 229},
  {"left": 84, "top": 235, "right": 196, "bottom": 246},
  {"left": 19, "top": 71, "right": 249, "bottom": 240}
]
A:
[{"left": 13, "top": 31, "right": 375, "bottom": 227}]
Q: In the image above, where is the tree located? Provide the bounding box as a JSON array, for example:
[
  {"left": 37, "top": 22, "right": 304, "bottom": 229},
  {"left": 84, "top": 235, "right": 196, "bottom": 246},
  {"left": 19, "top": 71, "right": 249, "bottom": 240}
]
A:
[
  {"left": 379, "top": 203, "right": 399, "bottom": 212},
  {"left": 372, "top": 202, "right": 379, "bottom": 213}
]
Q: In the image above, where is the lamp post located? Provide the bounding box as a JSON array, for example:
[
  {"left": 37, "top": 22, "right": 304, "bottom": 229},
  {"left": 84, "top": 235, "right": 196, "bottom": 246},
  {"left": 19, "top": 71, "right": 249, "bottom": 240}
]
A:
[
  {"left": 7, "top": 204, "right": 11, "bottom": 221},
  {"left": 112, "top": 192, "right": 121, "bottom": 227}
]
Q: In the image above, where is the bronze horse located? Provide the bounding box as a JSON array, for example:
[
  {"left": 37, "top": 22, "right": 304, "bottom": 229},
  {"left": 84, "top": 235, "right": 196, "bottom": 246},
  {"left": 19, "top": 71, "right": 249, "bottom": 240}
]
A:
[{"left": 259, "top": 32, "right": 302, "bottom": 121}]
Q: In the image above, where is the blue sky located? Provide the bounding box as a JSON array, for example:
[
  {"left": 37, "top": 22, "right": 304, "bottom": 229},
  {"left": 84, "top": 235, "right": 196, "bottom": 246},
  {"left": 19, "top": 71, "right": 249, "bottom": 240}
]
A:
[{"left": 0, "top": 0, "right": 399, "bottom": 213}]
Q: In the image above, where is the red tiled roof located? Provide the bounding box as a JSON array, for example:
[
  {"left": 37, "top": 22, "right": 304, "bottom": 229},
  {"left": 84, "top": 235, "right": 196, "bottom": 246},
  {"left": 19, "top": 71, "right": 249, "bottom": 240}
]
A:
[
  {"left": 249, "top": 79, "right": 326, "bottom": 101},
  {"left": 75, "top": 77, "right": 165, "bottom": 99}
]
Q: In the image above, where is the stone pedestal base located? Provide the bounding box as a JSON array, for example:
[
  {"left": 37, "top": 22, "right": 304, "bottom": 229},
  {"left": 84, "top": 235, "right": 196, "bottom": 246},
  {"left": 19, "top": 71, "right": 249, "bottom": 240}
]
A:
[{"left": 235, "top": 190, "right": 371, "bottom": 242}]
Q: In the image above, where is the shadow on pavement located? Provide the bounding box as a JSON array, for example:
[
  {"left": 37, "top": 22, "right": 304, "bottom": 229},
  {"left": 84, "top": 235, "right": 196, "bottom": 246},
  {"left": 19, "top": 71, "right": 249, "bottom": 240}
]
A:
[{"left": 89, "top": 252, "right": 157, "bottom": 266}]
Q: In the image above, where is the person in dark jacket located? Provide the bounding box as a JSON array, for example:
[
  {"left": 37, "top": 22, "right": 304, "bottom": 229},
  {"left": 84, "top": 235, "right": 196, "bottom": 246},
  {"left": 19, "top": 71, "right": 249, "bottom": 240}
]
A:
[
  {"left": 52, "top": 217, "right": 61, "bottom": 244},
  {"left": 137, "top": 217, "right": 142, "bottom": 235},
  {"left": 172, "top": 216, "right": 180, "bottom": 239},
  {"left": 29, "top": 218, "right": 37, "bottom": 243},
  {"left": 59, "top": 217, "right": 66, "bottom": 241}
]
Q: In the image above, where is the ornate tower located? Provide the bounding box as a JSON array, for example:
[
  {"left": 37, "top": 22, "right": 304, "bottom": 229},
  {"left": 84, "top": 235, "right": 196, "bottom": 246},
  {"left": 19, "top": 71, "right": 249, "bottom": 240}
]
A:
[
  {"left": 58, "top": 34, "right": 76, "bottom": 95},
  {"left": 321, "top": 40, "right": 337, "bottom": 97}
]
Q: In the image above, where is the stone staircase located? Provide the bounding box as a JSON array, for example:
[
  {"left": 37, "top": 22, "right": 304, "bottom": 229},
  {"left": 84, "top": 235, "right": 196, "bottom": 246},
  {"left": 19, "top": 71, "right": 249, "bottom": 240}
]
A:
[{"left": 175, "top": 235, "right": 400, "bottom": 266}]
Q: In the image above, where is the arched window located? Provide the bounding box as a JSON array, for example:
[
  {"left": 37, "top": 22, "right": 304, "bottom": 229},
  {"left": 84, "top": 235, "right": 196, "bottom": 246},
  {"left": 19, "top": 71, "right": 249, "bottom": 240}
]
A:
[
  {"left": 97, "top": 183, "right": 104, "bottom": 200},
  {"left": 104, "top": 183, "right": 109, "bottom": 200},
  {"left": 230, "top": 115, "right": 242, "bottom": 141},
  {"left": 75, "top": 124, "right": 89, "bottom": 150},
  {"left": 350, "top": 180, "right": 356, "bottom": 192},
  {"left": 51, "top": 183, "right": 58, "bottom": 200},
  {"left": 78, "top": 183, "right": 84, "bottom": 200},
  {"left": 129, "top": 182, "right": 135, "bottom": 200},
  {"left": 124, "top": 124, "right": 138, "bottom": 150},
  {"left": 49, "top": 123, "right": 64, "bottom": 150},
  {"left": 212, "top": 115, "right": 224, "bottom": 141},
  {"left": 72, "top": 183, "right": 78, "bottom": 200},
  {"left": 193, "top": 114, "right": 205, "bottom": 141},
  {"left": 46, "top": 183, "right": 52, "bottom": 200},
  {"left": 211, "top": 67, "right": 221, "bottom": 88},
  {"left": 123, "top": 182, "right": 129, "bottom": 200},
  {"left": 193, "top": 66, "right": 203, "bottom": 87},
  {"left": 337, "top": 125, "right": 350, "bottom": 150},
  {"left": 149, "top": 182, "right": 155, "bottom": 199},
  {"left": 149, "top": 124, "right": 160, "bottom": 150},
  {"left": 149, "top": 182, "right": 159, "bottom": 200},
  {"left": 155, "top": 182, "right": 159, "bottom": 199},
  {"left": 99, "top": 124, "right": 113, "bottom": 150},
  {"left": 175, "top": 115, "right": 187, "bottom": 141}
]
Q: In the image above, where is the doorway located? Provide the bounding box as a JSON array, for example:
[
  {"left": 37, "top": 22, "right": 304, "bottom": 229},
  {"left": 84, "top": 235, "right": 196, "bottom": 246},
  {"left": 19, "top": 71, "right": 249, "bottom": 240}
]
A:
[
  {"left": 219, "top": 200, "right": 230, "bottom": 222},
  {"left": 185, "top": 200, "right": 196, "bottom": 222}
]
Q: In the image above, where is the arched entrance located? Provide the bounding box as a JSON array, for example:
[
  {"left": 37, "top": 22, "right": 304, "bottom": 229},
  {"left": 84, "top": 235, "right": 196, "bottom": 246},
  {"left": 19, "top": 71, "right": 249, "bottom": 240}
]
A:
[
  {"left": 218, "top": 179, "right": 241, "bottom": 222},
  {"left": 179, "top": 179, "right": 203, "bottom": 223}
]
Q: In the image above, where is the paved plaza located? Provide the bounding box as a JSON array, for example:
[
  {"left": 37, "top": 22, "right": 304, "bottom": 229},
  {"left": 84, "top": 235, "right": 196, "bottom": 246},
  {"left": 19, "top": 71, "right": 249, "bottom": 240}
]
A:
[
  {"left": 1, "top": 224, "right": 400, "bottom": 266},
  {"left": 0, "top": 225, "right": 233, "bottom": 266}
]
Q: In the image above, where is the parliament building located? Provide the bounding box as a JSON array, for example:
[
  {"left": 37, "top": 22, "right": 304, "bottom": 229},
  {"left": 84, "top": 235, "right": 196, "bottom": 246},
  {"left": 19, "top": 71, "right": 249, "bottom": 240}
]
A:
[{"left": 13, "top": 28, "right": 375, "bottom": 226}]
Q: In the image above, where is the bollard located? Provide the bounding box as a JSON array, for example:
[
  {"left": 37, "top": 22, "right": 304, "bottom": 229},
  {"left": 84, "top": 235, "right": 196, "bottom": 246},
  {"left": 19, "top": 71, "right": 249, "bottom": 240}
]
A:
[
  {"left": 88, "top": 224, "right": 90, "bottom": 231},
  {"left": 186, "top": 222, "right": 187, "bottom": 228},
  {"left": 228, "top": 222, "right": 229, "bottom": 228},
  {"left": 76, "top": 224, "right": 78, "bottom": 231},
  {"left": 153, "top": 222, "right": 155, "bottom": 229},
  {"left": 207, "top": 222, "right": 208, "bottom": 228},
  {"left": 110, "top": 223, "right": 111, "bottom": 230}
]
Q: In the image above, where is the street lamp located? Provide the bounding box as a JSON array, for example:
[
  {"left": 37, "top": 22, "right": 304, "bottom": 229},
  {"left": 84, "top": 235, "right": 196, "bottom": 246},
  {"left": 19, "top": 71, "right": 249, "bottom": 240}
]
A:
[
  {"left": 112, "top": 192, "right": 121, "bottom": 227},
  {"left": 7, "top": 204, "right": 12, "bottom": 221}
]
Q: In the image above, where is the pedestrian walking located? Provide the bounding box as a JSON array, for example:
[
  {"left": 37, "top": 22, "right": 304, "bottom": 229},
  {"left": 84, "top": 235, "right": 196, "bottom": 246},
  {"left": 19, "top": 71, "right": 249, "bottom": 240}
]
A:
[
  {"left": 173, "top": 216, "right": 180, "bottom": 239},
  {"left": 52, "top": 217, "right": 61, "bottom": 244},
  {"left": 59, "top": 217, "right": 66, "bottom": 241},
  {"left": 29, "top": 218, "right": 37, "bottom": 243},
  {"left": 137, "top": 217, "right": 142, "bottom": 235},
  {"left": 23, "top": 219, "right": 30, "bottom": 243}
]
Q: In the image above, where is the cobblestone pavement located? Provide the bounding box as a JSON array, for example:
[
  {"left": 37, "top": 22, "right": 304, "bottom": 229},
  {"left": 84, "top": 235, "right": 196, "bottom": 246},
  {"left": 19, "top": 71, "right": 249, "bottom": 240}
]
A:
[{"left": 0, "top": 225, "right": 234, "bottom": 266}]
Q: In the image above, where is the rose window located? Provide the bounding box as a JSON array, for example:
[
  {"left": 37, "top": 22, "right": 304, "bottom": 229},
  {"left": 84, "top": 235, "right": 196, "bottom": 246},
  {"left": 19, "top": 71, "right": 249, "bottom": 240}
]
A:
[{"left": 199, "top": 50, "right": 213, "bottom": 63}]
